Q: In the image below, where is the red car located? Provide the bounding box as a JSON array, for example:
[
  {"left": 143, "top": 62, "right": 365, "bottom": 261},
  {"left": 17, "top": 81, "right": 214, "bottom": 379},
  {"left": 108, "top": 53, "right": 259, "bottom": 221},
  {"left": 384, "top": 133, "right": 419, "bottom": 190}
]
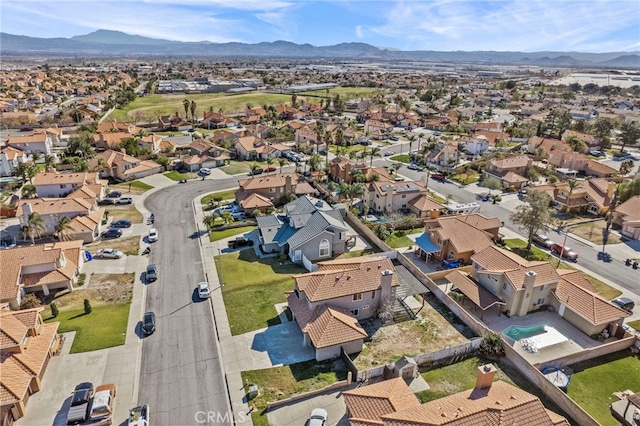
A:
[
  {"left": 264, "top": 166, "right": 277, "bottom": 173},
  {"left": 551, "top": 243, "right": 578, "bottom": 262}
]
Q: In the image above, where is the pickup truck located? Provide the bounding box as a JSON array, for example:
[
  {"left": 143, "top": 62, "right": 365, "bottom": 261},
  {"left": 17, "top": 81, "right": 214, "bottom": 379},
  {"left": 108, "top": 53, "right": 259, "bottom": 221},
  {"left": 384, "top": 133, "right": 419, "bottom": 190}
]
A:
[
  {"left": 66, "top": 382, "right": 94, "bottom": 425},
  {"left": 128, "top": 404, "right": 150, "bottom": 426},
  {"left": 228, "top": 236, "right": 253, "bottom": 249},
  {"left": 88, "top": 383, "right": 117, "bottom": 425}
]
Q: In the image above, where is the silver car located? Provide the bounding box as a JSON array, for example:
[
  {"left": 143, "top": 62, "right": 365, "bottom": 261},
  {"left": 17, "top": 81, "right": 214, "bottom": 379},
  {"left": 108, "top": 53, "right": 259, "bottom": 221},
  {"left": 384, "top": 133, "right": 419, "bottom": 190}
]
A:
[{"left": 95, "top": 248, "right": 124, "bottom": 259}]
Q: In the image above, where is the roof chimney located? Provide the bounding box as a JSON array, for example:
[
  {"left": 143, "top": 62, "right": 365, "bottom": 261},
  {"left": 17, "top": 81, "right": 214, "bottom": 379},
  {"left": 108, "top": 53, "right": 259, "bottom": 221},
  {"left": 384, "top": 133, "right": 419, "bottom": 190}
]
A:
[
  {"left": 475, "top": 364, "right": 497, "bottom": 389},
  {"left": 380, "top": 269, "right": 394, "bottom": 289},
  {"left": 523, "top": 270, "right": 537, "bottom": 291}
]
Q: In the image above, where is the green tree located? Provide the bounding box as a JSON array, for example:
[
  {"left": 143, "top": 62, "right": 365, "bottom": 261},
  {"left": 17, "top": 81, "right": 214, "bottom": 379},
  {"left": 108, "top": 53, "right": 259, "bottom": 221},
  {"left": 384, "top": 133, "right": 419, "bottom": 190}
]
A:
[
  {"left": 510, "top": 190, "right": 555, "bottom": 251},
  {"left": 20, "top": 293, "right": 42, "bottom": 310},
  {"left": 83, "top": 299, "right": 92, "bottom": 315},
  {"left": 565, "top": 135, "right": 585, "bottom": 153},
  {"left": 190, "top": 100, "right": 197, "bottom": 122},
  {"left": 619, "top": 159, "right": 634, "bottom": 177},
  {"left": 544, "top": 107, "right": 572, "bottom": 139},
  {"left": 368, "top": 146, "right": 381, "bottom": 167},
  {"left": 307, "top": 154, "right": 322, "bottom": 172},
  {"left": 65, "top": 136, "right": 95, "bottom": 158},
  {"left": 43, "top": 154, "right": 55, "bottom": 171},
  {"left": 277, "top": 157, "right": 288, "bottom": 174},
  {"left": 26, "top": 212, "right": 45, "bottom": 245},
  {"left": 390, "top": 162, "right": 402, "bottom": 176},
  {"left": 266, "top": 157, "right": 274, "bottom": 174},
  {"left": 15, "top": 162, "right": 38, "bottom": 184},
  {"left": 21, "top": 184, "right": 36, "bottom": 198},
  {"left": 54, "top": 216, "right": 74, "bottom": 241},
  {"left": 618, "top": 174, "right": 640, "bottom": 203},
  {"left": 479, "top": 330, "right": 505, "bottom": 357},
  {"left": 619, "top": 121, "right": 640, "bottom": 153},
  {"left": 183, "top": 99, "right": 190, "bottom": 119},
  {"left": 155, "top": 156, "right": 170, "bottom": 171},
  {"left": 50, "top": 302, "right": 59, "bottom": 318},
  {"left": 219, "top": 211, "right": 233, "bottom": 225},
  {"left": 249, "top": 163, "right": 261, "bottom": 177},
  {"left": 203, "top": 213, "right": 218, "bottom": 231},
  {"left": 32, "top": 151, "right": 42, "bottom": 164},
  {"left": 481, "top": 176, "right": 503, "bottom": 195},
  {"left": 592, "top": 117, "right": 614, "bottom": 149},
  {"left": 373, "top": 223, "right": 390, "bottom": 241}
]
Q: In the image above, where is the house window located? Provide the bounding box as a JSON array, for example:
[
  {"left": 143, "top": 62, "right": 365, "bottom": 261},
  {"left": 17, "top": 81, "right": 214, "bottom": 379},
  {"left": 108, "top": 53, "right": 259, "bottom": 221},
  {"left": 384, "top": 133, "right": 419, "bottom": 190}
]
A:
[
  {"left": 294, "top": 250, "right": 302, "bottom": 261},
  {"left": 351, "top": 309, "right": 359, "bottom": 316},
  {"left": 448, "top": 252, "right": 455, "bottom": 260},
  {"left": 536, "top": 297, "right": 545, "bottom": 305},
  {"left": 269, "top": 188, "right": 276, "bottom": 193},
  {"left": 59, "top": 184, "right": 66, "bottom": 189},
  {"left": 371, "top": 290, "right": 376, "bottom": 299},
  {"left": 401, "top": 194, "right": 406, "bottom": 198},
  {"left": 294, "top": 289, "right": 300, "bottom": 299},
  {"left": 539, "top": 285, "right": 545, "bottom": 291},
  {"left": 319, "top": 239, "right": 330, "bottom": 257},
  {"left": 353, "top": 293, "right": 363, "bottom": 301},
  {"left": 340, "top": 232, "right": 346, "bottom": 240}
]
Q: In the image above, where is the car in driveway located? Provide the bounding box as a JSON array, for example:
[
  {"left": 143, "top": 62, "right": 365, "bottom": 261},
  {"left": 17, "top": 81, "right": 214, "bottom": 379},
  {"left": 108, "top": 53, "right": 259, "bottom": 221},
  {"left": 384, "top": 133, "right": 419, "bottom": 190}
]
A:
[
  {"left": 66, "top": 382, "right": 94, "bottom": 425},
  {"left": 99, "top": 198, "right": 117, "bottom": 205},
  {"left": 101, "top": 228, "right": 122, "bottom": 239},
  {"left": 148, "top": 228, "right": 158, "bottom": 243},
  {"left": 95, "top": 248, "right": 124, "bottom": 259},
  {"left": 264, "top": 166, "right": 277, "bottom": 173},
  {"left": 117, "top": 196, "right": 134, "bottom": 204},
  {"left": 106, "top": 191, "right": 122, "bottom": 198},
  {"left": 197, "top": 282, "right": 211, "bottom": 299},
  {"left": 551, "top": 243, "right": 579, "bottom": 262},
  {"left": 308, "top": 408, "right": 328, "bottom": 426},
  {"left": 111, "top": 219, "right": 132, "bottom": 228},
  {"left": 532, "top": 234, "right": 554, "bottom": 248},
  {"left": 142, "top": 311, "right": 156, "bottom": 335},
  {"left": 146, "top": 264, "right": 158, "bottom": 282},
  {"left": 198, "top": 167, "right": 211, "bottom": 175},
  {"left": 611, "top": 296, "right": 635, "bottom": 313}
]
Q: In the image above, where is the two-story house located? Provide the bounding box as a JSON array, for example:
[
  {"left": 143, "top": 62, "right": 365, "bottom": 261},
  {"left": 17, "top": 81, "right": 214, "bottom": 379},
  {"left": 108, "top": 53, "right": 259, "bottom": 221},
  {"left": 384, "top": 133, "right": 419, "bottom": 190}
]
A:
[
  {"left": 235, "top": 136, "right": 284, "bottom": 160},
  {"left": 235, "top": 173, "right": 316, "bottom": 208},
  {"left": 365, "top": 180, "right": 427, "bottom": 214},
  {"left": 458, "top": 135, "right": 490, "bottom": 156},
  {"left": 0, "top": 307, "right": 61, "bottom": 425},
  {"left": 287, "top": 256, "right": 398, "bottom": 360},
  {"left": 483, "top": 155, "right": 532, "bottom": 189},
  {"left": 0, "top": 146, "right": 28, "bottom": 177},
  {"left": 614, "top": 195, "right": 640, "bottom": 240},
  {"left": 90, "top": 149, "right": 163, "bottom": 182},
  {"left": 255, "top": 195, "right": 349, "bottom": 263},
  {"left": 530, "top": 179, "right": 615, "bottom": 215},
  {"left": 181, "top": 139, "right": 230, "bottom": 171},
  {"left": 6, "top": 132, "right": 53, "bottom": 155},
  {"left": 32, "top": 172, "right": 106, "bottom": 198}
]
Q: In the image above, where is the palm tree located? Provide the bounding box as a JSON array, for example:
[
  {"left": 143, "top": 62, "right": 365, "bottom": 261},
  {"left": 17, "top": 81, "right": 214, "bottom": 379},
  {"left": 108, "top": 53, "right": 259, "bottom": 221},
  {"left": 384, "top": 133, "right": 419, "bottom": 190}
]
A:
[
  {"left": 190, "top": 100, "right": 197, "bottom": 123},
  {"left": 21, "top": 184, "right": 36, "bottom": 198},
  {"left": 346, "top": 183, "right": 365, "bottom": 207},
  {"left": 266, "top": 157, "right": 274, "bottom": 174},
  {"left": 557, "top": 179, "right": 579, "bottom": 267},
  {"left": 220, "top": 211, "right": 233, "bottom": 225},
  {"left": 203, "top": 213, "right": 217, "bottom": 231},
  {"left": 26, "top": 212, "right": 45, "bottom": 245},
  {"left": 249, "top": 163, "right": 261, "bottom": 178},
  {"left": 407, "top": 134, "right": 417, "bottom": 156},
  {"left": 277, "top": 157, "right": 288, "bottom": 174},
  {"left": 44, "top": 154, "right": 55, "bottom": 171},
  {"left": 54, "top": 216, "right": 74, "bottom": 241},
  {"left": 390, "top": 162, "right": 402, "bottom": 176},
  {"left": 314, "top": 123, "right": 325, "bottom": 155},
  {"left": 307, "top": 154, "right": 322, "bottom": 172},
  {"left": 368, "top": 147, "right": 381, "bottom": 167},
  {"left": 183, "top": 99, "right": 190, "bottom": 119},
  {"left": 32, "top": 151, "right": 42, "bottom": 164}
]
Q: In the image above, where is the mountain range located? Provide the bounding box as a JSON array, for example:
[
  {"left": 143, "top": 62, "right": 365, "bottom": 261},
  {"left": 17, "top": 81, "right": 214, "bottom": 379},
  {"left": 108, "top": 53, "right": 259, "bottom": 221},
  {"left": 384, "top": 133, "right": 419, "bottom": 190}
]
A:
[{"left": 2, "top": 30, "right": 639, "bottom": 69}]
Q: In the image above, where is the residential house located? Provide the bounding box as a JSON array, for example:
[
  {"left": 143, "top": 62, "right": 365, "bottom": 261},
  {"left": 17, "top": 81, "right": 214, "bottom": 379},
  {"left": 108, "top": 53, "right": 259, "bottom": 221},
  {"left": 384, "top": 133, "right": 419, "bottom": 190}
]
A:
[
  {"left": 0, "top": 307, "right": 61, "bottom": 425},
  {"left": 364, "top": 119, "right": 393, "bottom": 139},
  {"left": 414, "top": 213, "right": 502, "bottom": 263},
  {"left": 238, "top": 193, "right": 274, "bottom": 214},
  {"left": 90, "top": 149, "right": 163, "bottom": 182},
  {"left": 235, "top": 173, "right": 315, "bottom": 208},
  {"left": 484, "top": 155, "right": 532, "bottom": 189},
  {"left": 611, "top": 391, "right": 640, "bottom": 426},
  {"left": 365, "top": 179, "right": 432, "bottom": 215},
  {"left": 531, "top": 179, "right": 615, "bottom": 215},
  {"left": 181, "top": 139, "right": 230, "bottom": 171},
  {"left": 458, "top": 135, "right": 490, "bottom": 156},
  {"left": 451, "top": 245, "right": 629, "bottom": 335},
  {"left": 32, "top": 172, "right": 106, "bottom": 198},
  {"left": 344, "top": 365, "right": 570, "bottom": 426},
  {"left": 0, "top": 146, "right": 28, "bottom": 177},
  {"left": 0, "top": 240, "right": 85, "bottom": 308},
  {"left": 328, "top": 156, "right": 368, "bottom": 184},
  {"left": 614, "top": 195, "right": 640, "bottom": 240},
  {"left": 158, "top": 114, "right": 191, "bottom": 131},
  {"left": 425, "top": 141, "right": 457, "bottom": 170},
  {"left": 235, "top": 136, "right": 285, "bottom": 160},
  {"left": 287, "top": 256, "right": 399, "bottom": 360},
  {"left": 294, "top": 126, "right": 325, "bottom": 154},
  {"left": 200, "top": 111, "right": 230, "bottom": 129},
  {"left": 255, "top": 195, "right": 349, "bottom": 262},
  {"left": 562, "top": 130, "right": 599, "bottom": 151},
  {"left": 6, "top": 132, "right": 53, "bottom": 155}
]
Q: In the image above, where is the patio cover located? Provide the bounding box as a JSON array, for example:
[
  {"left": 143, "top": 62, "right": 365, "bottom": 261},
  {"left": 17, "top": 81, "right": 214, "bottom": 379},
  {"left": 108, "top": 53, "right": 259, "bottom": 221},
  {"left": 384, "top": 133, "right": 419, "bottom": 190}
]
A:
[
  {"left": 446, "top": 270, "right": 505, "bottom": 310},
  {"left": 415, "top": 233, "right": 440, "bottom": 253}
]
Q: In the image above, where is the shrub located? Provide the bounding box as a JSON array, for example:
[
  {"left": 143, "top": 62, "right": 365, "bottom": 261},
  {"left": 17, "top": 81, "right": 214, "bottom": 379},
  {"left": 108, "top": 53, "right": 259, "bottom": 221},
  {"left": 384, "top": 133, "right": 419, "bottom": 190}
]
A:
[
  {"left": 50, "top": 302, "right": 59, "bottom": 318},
  {"left": 373, "top": 223, "right": 390, "bottom": 241},
  {"left": 83, "top": 299, "right": 92, "bottom": 315},
  {"left": 20, "top": 293, "right": 41, "bottom": 310},
  {"left": 479, "top": 330, "right": 505, "bottom": 358},
  {"left": 76, "top": 273, "right": 86, "bottom": 287}
]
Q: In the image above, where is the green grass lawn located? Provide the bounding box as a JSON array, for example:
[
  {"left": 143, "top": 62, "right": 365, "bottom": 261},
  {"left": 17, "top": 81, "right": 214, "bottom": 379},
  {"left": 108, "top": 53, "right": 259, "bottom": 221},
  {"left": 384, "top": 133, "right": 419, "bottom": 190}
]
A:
[
  {"left": 429, "top": 191, "right": 446, "bottom": 203},
  {"left": 503, "top": 238, "right": 621, "bottom": 300},
  {"left": 202, "top": 189, "right": 238, "bottom": 205},
  {"left": 451, "top": 172, "right": 480, "bottom": 185},
  {"left": 627, "top": 320, "right": 640, "bottom": 331},
  {"left": 128, "top": 180, "right": 154, "bottom": 191},
  {"left": 209, "top": 226, "right": 256, "bottom": 242},
  {"left": 220, "top": 161, "right": 252, "bottom": 175},
  {"left": 335, "top": 248, "right": 379, "bottom": 259},
  {"left": 217, "top": 250, "right": 306, "bottom": 335},
  {"left": 567, "top": 351, "right": 640, "bottom": 426},
  {"left": 242, "top": 360, "right": 348, "bottom": 426},
  {"left": 163, "top": 170, "right": 196, "bottom": 181},
  {"left": 390, "top": 154, "right": 410, "bottom": 163},
  {"left": 386, "top": 231, "right": 414, "bottom": 248},
  {"left": 45, "top": 302, "right": 131, "bottom": 353}
]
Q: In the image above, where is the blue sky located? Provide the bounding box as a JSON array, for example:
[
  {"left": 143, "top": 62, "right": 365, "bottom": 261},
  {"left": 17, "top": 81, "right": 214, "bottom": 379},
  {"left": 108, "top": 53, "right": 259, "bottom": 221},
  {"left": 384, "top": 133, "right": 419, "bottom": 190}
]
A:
[{"left": 1, "top": 0, "right": 639, "bottom": 52}]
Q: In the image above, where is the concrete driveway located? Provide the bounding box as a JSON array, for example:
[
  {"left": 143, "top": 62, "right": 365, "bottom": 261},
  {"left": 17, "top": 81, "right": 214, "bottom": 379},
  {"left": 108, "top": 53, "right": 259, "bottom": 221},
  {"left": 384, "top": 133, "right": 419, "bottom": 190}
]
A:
[
  {"left": 224, "top": 321, "right": 316, "bottom": 373},
  {"left": 266, "top": 388, "right": 351, "bottom": 426}
]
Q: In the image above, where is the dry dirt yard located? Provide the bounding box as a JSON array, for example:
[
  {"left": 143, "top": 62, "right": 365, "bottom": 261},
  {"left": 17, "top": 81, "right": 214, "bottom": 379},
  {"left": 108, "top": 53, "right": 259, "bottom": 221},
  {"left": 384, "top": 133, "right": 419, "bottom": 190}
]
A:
[
  {"left": 85, "top": 236, "right": 141, "bottom": 256},
  {"left": 46, "top": 273, "right": 135, "bottom": 310},
  {"left": 352, "top": 294, "right": 474, "bottom": 369}
]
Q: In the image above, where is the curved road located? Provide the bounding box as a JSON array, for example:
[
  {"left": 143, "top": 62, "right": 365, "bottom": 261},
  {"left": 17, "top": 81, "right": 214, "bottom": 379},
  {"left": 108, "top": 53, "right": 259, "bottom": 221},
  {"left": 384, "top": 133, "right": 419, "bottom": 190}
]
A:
[{"left": 140, "top": 176, "right": 237, "bottom": 426}]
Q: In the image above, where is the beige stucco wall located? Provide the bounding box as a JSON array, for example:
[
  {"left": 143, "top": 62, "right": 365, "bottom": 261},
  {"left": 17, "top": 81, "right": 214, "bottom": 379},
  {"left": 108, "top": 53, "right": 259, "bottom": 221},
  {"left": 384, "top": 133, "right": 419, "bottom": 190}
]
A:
[{"left": 315, "top": 340, "right": 363, "bottom": 362}]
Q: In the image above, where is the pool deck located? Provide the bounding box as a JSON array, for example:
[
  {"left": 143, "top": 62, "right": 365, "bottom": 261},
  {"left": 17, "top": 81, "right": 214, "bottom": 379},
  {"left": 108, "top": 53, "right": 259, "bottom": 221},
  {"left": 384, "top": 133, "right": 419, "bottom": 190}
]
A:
[{"left": 473, "top": 310, "right": 603, "bottom": 365}]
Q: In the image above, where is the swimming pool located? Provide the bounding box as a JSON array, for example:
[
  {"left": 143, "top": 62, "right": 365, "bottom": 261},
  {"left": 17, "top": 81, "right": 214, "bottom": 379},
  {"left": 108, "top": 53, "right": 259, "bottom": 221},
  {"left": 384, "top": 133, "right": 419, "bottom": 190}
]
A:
[{"left": 503, "top": 324, "right": 569, "bottom": 352}]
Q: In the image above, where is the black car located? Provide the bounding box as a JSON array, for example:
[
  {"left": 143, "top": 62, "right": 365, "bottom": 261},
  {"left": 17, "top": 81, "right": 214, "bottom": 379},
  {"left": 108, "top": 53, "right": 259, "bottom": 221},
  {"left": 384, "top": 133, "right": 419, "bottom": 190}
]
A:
[
  {"left": 101, "top": 228, "right": 123, "bottom": 239},
  {"left": 228, "top": 237, "right": 253, "bottom": 249},
  {"left": 98, "top": 198, "right": 117, "bottom": 205},
  {"left": 249, "top": 168, "right": 264, "bottom": 176},
  {"left": 111, "top": 219, "right": 132, "bottom": 228},
  {"left": 142, "top": 311, "right": 156, "bottom": 335},
  {"left": 106, "top": 191, "right": 122, "bottom": 198},
  {"left": 146, "top": 264, "right": 158, "bottom": 282},
  {"left": 71, "top": 382, "right": 94, "bottom": 406}
]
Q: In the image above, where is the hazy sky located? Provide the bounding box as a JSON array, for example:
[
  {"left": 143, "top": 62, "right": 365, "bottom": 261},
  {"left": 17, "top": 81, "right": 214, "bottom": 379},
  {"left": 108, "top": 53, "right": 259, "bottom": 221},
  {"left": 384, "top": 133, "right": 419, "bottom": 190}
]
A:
[{"left": 2, "top": 0, "right": 639, "bottom": 52}]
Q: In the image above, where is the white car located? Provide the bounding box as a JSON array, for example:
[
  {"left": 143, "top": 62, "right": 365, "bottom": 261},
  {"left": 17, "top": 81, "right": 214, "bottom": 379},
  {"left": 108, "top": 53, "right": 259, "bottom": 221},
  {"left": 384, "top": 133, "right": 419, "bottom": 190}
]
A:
[
  {"left": 148, "top": 228, "right": 158, "bottom": 243},
  {"left": 197, "top": 282, "right": 211, "bottom": 299},
  {"left": 95, "top": 248, "right": 124, "bottom": 259},
  {"left": 199, "top": 167, "right": 211, "bottom": 175},
  {"left": 308, "top": 408, "right": 327, "bottom": 426},
  {"left": 117, "top": 196, "right": 133, "bottom": 204}
]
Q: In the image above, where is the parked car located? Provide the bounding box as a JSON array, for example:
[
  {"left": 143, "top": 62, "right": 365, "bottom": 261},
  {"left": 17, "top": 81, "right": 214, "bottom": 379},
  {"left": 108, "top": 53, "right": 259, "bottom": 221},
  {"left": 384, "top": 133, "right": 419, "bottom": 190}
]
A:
[
  {"left": 148, "top": 228, "right": 158, "bottom": 243},
  {"left": 228, "top": 236, "right": 253, "bottom": 249},
  {"left": 142, "top": 311, "right": 156, "bottom": 335},
  {"left": 611, "top": 296, "right": 635, "bottom": 313},
  {"left": 146, "top": 264, "right": 158, "bottom": 282},
  {"left": 394, "top": 177, "right": 405, "bottom": 181},
  {"left": 101, "top": 229, "right": 123, "bottom": 239},
  {"left": 128, "top": 405, "right": 149, "bottom": 426},
  {"left": 89, "top": 384, "right": 116, "bottom": 425},
  {"left": 431, "top": 173, "right": 446, "bottom": 182},
  {"left": 198, "top": 167, "right": 211, "bottom": 175},
  {"left": 117, "top": 196, "right": 134, "bottom": 204},
  {"left": 389, "top": 135, "right": 399, "bottom": 141},
  {"left": 106, "top": 191, "right": 122, "bottom": 198},
  {"left": 532, "top": 234, "right": 554, "bottom": 248},
  {"left": 95, "top": 248, "right": 124, "bottom": 259},
  {"left": 384, "top": 151, "right": 394, "bottom": 156},
  {"left": 99, "top": 198, "right": 117, "bottom": 205},
  {"left": 111, "top": 219, "right": 132, "bottom": 228},
  {"left": 308, "top": 408, "right": 328, "bottom": 426},
  {"left": 249, "top": 168, "right": 264, "bottom": 176},
  {"left": 198, "top": 282, "right": 211, "bottom": 299},
  {"left": 407, "top": 163, "right": 422, "bottom": 171},
  {"left": 264, "top": 166, "right": 277, "bottom": 173},
  {"left": 551, "top": 243, "right": 579, "bottom": 261},
  {"left": 67, "top": 382, "right": 94, "bottom": 425},
  {"left": 359, "top": 140, "right": 372, "bottom": 146}
]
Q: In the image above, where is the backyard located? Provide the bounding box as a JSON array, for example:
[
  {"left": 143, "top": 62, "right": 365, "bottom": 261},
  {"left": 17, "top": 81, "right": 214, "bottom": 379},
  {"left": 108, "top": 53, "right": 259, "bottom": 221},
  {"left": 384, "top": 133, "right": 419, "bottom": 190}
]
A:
[
  {"left": 217, "top": 249, "right": 307, "bottom": 335},
  {"left": 241, "top": 359, "right": 348, "bottom": 426},
  {"left": 567, "top": 351, "right": 640, "bottom": 426}
]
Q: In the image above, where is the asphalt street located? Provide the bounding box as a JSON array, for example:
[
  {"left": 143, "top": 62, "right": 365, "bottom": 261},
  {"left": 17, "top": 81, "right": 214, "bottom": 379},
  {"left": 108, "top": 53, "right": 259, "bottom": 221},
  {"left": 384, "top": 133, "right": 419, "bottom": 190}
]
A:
[{"left": 140, "top": 176, "right": 237, "bottom": 426}]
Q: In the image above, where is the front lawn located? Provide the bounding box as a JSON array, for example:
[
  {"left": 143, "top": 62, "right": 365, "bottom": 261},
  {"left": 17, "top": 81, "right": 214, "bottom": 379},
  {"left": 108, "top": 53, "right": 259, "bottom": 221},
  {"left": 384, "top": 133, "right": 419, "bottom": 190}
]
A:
[
  {"left": 106, "top": 204, "right": 143, "bottom": 223},
  {"left": 503, "top": 238, "right": 550, "bottom": 261},
  {"left": 111, "top": 180, "right": 154, "bottom": 194},
  {"left": 87, "top": 236, "right": 141, "bottom": 256},
  {"left": 390, "top": 154, "right": 410, "bottom": 163},
  {"left": 570, "top": 220, "right": 623, "bottom": 245},
  {"left": 567, "top": 351, "right": 640, "bottom": 426},
  {"left": 450, "top": 172, "right": 480, "bottom": 185},
  {"left": 45, "top": 302, "right": 131, "bottom": 353},
  {"left": 209, "top": 226, "right": 256, "bottom": 242},
  {"left": 242, "top": 360, "right": 348, "bottom": 426},
  {"left": 202, "top": 189, "right": 238, "bottom": 206},
  {"left": 627, "top": 320, "right": 640, "bottom": 331},
  {"left": 220, "top": 161, "right": 252, "bottom": 175},
  {"left": 163, "top": 170, "right": 196, "bottom": 181},
  {"left": 217, "top": 250, "right": 306, "bottom": 335}
]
